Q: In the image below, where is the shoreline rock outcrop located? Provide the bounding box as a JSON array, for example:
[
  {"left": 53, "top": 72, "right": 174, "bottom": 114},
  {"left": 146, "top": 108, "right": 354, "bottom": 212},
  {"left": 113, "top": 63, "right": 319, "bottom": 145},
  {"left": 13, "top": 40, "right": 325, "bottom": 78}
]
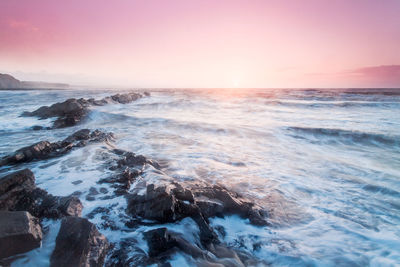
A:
[
  {"left": 0, "top": 129, "right": 114, "bottom": 167},
  {"left": 0, "top": 169, "right": 83, "bottom": 219},
  {"left": 50, "top": 216, "right": 109, "bottom": 267},
  {"left": 0, "top": 211, "right": 42, "bottom": 259},
  {"left": 22, "top": 92, "right": 148, "bottom": 128}
]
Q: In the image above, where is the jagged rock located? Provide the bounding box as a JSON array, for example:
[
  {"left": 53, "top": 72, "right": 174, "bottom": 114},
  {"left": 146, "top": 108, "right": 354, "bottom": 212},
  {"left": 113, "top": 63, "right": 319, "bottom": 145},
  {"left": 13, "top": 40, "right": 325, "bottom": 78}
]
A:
[
  {"left": 127, "top": 184, "right": 178, "bottom": 222},
  {"left": 22, "top": 92, "right": 148, "bottom": 128},
  {"left": 143, "top": 228, "right": 249, "bottom": 267},
  {"left": 0, "top": 211, "right": 42, "bottom": 259},
  {"left": 126, "top": 182, "right": 269, "bottom": 226},
  {"left": 0, "top": 169, "right": 36, "bottom": 211},
  {"left": 143, "top": 228, "right": 178, "bottom": 257},
  {"left": 0, "top": 169, "right": 82, "bottom": 219},
  {"left": 111, "top": 93, "right": 141, "bottom": 104},
  {"left": 192, "top": 184, "right": 269, "bottom": 226},
  {"left": 50, "top": 216, "right": 109, "bottom": 267},
  {"left": 0, "top": 129, "right": 114, "bottom": 167},
  {"left": 126, "top": 184, "right": 218, "bottom": 245},
  {"left": 99, "top": 149, "right": 160, "bottom": 194},
  {"left": 144, "top": 227, "right": 205, "bottom": 259},
  {"left": 15, "top": 188, "right": 83, "bottom": 218},
  {"left": 126, "top": 180, "right": 269, "bottom": 251}
]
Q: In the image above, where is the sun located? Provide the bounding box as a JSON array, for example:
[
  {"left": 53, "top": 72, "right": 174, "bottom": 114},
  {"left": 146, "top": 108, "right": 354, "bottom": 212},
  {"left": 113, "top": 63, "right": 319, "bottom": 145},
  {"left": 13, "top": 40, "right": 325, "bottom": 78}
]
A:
[{"left": 232, "top": 79, "right": 240, "bottom": 88}]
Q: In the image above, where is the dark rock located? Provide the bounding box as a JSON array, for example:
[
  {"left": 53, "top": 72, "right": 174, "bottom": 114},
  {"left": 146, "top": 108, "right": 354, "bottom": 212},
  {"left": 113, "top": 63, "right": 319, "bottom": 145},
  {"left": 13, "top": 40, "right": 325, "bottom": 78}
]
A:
[
  {"left": 14, "top": 188, "right": 83, "bottom": 218},
  {"left": 0, "top": 211, "right": 42, "bottom": 259},
  {"left": 0, "top": 141, "right": 61, "bottom": 166},
  {"left": 0, "top": 129, "right": 114, "bottom": 167},
  {"left": 105, "top": 238, "right": 147, "bottom": 267},
  {"left": 126, "top": 182, "right": 268, "bottom": 227},
  {"left": 50, "top": 216, "right": 109, "bottom": 267},
  {"left": 99, "top": 187, "right": 108, "bottom": 194},
  {"left": 23, "top": 92, "right": 147, "bottom": 128},
  {"left": 117, "top": 152, "right": 148, "bottom": 168},
  {"left": 126, "top": 180, "right": 269, "bottom": 252},
  {"left": 0, "top": 169, "right": 36, "bottom": 211},
  {"left": 127, "top": 184, "right": 177, "bottom": 222},
  {"left": 99, "top": 149, "right": 160, "bottom": 194},
  {"left": 0, "top": 169, "right": 82, "bottom": 219},
  {"left": 143, "top": 228, "right": 222, "bottom": 262},
  {"left": 143, "top": 228, "right": 178, "bottom": 257},
  {"left": 32, "top": 125, "right": 45, "bottom": 130},
  {"left": 23, "top": 98, "right": 88, "bottom": 128},
  {"left": 193, "top": 184, "right": 269, "bottom": 226},
  {"left": 126, "top": 184, "right": 219, "bottom": 246}
]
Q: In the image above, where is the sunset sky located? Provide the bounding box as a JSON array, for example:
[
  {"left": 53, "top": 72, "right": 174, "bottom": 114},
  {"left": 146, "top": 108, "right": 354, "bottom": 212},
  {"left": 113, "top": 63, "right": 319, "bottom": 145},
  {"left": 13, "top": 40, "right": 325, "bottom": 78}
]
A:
[{"left": 1, "top": 0, "right": 399, "bottom": 88}]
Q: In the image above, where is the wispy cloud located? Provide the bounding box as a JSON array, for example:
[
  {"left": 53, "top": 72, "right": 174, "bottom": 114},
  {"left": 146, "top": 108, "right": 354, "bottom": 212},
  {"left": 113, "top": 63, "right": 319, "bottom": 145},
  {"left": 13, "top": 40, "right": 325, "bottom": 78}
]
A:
[
  {"left": 344, "top": 65, "right": 400, "bottom": 78},
  {"left": 307, "top": 65, "right": 400, "bottom": 87},
  {"left": 7, "top": 19, "right": 39, "bottom": 32}
]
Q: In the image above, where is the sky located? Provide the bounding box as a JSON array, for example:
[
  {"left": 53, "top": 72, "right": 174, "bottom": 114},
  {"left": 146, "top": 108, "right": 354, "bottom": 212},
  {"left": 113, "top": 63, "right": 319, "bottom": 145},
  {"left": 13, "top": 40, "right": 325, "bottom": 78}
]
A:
[{"left": 0, "top": 0, "right": 399, "bottom": 88}]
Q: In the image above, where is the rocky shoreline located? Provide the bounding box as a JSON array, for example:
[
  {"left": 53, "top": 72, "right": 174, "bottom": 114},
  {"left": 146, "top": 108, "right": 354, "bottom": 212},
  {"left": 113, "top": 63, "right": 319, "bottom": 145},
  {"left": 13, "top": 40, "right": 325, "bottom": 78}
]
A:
[
  {"left": 0, "top": 92, "right": 270, "bottom": 266},
  {"left": 22, "top": 92, "right": 148, "bottom": 129}
]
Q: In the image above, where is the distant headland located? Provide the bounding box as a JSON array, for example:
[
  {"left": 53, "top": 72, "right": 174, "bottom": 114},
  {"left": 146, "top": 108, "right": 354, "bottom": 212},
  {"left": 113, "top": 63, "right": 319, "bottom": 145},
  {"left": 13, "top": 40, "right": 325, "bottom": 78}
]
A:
[{"left": 0, "top": 73, "right": 69, "bottom": 90}]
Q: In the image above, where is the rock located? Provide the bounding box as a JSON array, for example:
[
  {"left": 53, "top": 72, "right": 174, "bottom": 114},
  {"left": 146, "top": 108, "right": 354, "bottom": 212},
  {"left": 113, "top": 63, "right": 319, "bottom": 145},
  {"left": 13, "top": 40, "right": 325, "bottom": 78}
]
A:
[
  {"left": 143, "top": 228, "right": 178, "bottom": 257},
  {"left": 32, "top": 125, "right": 45, "bottom": 130},
  {"left": 23, "top": 98, "right": 87, "bottom": 128},
  {"left": 126, "top": 182, "right": 269, "bottom": 226},
  {"left": 50, "top": 216, "right": 109, "bottom": 267},
  {"left": 126, "top": 180, "right": 269, "bottom": 252},
  {"left": 23, "top": 92, "right": 147, "bottom": 128},
  {"left": 0, "top": 129, "right": 114, "bottom": 167},
  {"left": 99, "top": 149, "right": 160, "bottom": 194},
  {"left": 0, "top": 211, "right": 42, "bottom": 259},
  {"left": 127, "top": 184, "right": 178, "bottom": 222},
  {"left": 143, "top": 228, "right": 247, "bottom": 266},
  {"left": 143, "top": 227, "right": 205, "bottom": 259},
  {"left": 13, "top": 188, "right": 83, "bottom": 219},
  {"left": 126, "top": 184, "right": 219, "bottom": 245},
  {"left": 0, "top": 169, "right": 83, "bottom": 219},
  {"left": 0, "top": 141, "right": 61, "bottom": 166},
  {"left": 192, "top": 184, "right": 269, "bottom": 226},
  {"left": 0, "top": 169, "right": 36, "bottom": 211},
  {"left": 117, "top": 152, "right": 150, "bottom": 168},
  {"left": 111, "top": 93, "right": 141, "bottom": 104}
]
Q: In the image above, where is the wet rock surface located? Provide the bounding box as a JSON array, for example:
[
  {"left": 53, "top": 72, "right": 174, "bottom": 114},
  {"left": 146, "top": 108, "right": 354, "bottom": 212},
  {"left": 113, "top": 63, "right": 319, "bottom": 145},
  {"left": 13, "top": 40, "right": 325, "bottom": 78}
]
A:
[
  {"left": 0, "top": 211, "right": 42, "bottom": 259},
  {"left": 99, "top": 149, "right": 160, "bottom": 195},
  {"left": 0, "top": 129, "right": 114, "bottom": 167},
  {"left": 22, "top": 92, "right": 147, "bottom": 128},
  {"left": 126, "top": 181, "right": 269, "bottom": 227},
  {"left": 50, "top": 216, "right": 109, "bottom": 267},
  {"left": 118, "top": 170, "right": 270, "bottom": 265},
  {"left": 143, "top": 227, "right": 263, "bottom": 266},
  {"left": 0, "top": 169, "right": 82, "bottom": 219}
]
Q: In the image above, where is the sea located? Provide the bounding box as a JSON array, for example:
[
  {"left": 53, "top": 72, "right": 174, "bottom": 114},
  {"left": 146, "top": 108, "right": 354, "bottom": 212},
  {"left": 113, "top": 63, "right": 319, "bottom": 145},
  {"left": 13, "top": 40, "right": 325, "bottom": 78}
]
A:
[{"left": 0, "top": 88, "right": 399, "bottom": 266}]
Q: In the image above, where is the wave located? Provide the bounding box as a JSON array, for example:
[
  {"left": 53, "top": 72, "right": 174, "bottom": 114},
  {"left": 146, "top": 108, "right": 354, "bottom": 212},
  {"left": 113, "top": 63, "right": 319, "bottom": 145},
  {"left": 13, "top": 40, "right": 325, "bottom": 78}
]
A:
[
  {"left": 287, "top": 126, "right": 399, "bottom": 147},
  {"left": 87, "top": 110, "right": 242, "bottom": 136},
  {"left": 263, "top": 100, "right": 400, "bottom": 109}
]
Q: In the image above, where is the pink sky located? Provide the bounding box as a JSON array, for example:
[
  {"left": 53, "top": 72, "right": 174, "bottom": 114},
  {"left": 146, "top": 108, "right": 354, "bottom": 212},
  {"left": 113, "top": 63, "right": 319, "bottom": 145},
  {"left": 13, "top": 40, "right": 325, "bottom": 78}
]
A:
[{"left": 0, "top": 0, "right": 399, "bottom": 88}]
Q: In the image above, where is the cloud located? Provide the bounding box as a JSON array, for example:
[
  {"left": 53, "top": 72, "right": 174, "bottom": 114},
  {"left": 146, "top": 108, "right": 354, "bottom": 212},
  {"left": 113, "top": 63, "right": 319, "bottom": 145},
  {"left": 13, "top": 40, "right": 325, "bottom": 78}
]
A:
[
  {"left": 307, "top": 65, "right": 400, "bottom": 88},
  {"left": 345, "top": 65, "right": 400, "bottom": 77},
  {"left": 7, "top": 19, "right": 39, "bottom": 32}
]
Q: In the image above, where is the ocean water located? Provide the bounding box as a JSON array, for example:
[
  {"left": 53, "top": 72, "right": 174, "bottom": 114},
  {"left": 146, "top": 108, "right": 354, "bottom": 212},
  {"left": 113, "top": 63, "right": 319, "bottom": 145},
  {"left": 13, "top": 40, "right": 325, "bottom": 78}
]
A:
[{"left": 0, "top": 88, "right": 399, "bottom": 266}]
